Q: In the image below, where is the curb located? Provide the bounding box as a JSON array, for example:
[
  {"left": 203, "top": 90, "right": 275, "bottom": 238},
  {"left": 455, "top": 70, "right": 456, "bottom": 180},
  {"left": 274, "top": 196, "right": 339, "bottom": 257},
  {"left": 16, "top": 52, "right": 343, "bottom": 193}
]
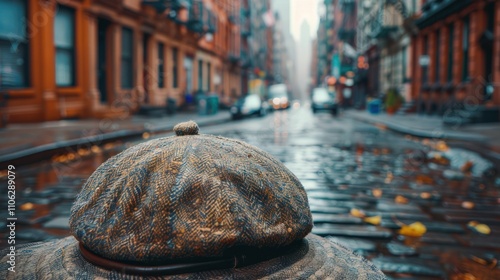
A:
[
  {"left": 345, "top": 110, "right": 500, "bottom": 169},
  {"left": 0, "top": 115, "right": 230, "bottom": 169},
  {"left": 345, "top": 111, "right": 488, "bottom": 143}
]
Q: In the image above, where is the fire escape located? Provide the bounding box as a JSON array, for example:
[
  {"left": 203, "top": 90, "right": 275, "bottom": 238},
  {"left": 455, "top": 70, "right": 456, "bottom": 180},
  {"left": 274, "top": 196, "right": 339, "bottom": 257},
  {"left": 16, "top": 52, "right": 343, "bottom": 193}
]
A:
[{"left": 143, "top": 0, "right": 216, "bottom": 37}]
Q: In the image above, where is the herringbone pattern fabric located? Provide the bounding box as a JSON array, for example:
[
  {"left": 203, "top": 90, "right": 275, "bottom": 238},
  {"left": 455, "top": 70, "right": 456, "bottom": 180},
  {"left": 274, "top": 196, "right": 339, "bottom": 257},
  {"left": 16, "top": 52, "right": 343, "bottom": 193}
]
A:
[
  {"left": 0, "top": 235, "right": 387, "bottom": 279},
  {"left": 70, "top": 124, "right": 313, "bottom": 264}
]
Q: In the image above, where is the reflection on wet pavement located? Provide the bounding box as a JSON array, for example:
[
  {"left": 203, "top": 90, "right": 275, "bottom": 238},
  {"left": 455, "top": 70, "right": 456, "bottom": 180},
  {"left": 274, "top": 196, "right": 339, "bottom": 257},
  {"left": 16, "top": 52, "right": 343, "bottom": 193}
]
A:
[{"left": 1, "top": 108, "right": 499, "bottom": 279}]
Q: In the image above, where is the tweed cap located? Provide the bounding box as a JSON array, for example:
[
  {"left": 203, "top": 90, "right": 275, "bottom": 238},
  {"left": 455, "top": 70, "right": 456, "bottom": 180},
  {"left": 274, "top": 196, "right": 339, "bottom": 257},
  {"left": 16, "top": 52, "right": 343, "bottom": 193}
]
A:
[
  {"left": 0, "top": 121, "right": 386, "bottom": 279},
  {"left": 69, "top": 121, "right": 313, "bottom": 263}
]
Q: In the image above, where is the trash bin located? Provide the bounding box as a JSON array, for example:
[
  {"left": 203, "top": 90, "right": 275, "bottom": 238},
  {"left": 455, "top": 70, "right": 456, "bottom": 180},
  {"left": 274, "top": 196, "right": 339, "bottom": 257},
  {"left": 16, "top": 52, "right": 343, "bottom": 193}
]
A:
[
  {"left": 207, "top": 95, "right": 219, "bottom": 115},
  {"left": 368, "top": 99, "right": 381, "bottom": 115},
  {"left": 197, "top": 92, "right": 207, "bottom": 116},
  {"left": 166, "top": 98, "right": 176, "bottom": 115}
]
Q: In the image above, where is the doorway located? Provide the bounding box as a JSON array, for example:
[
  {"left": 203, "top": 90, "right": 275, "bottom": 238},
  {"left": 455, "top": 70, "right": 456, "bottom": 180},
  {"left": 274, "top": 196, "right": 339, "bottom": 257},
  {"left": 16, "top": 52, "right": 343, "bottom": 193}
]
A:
[
  {"left": 184, "top": 57, "right": 193, "bottom": 95},
  {"left": 142, "top": 33, "right": 151, "bottom": 104},
  {"left": 97, "top": 19, "right": 111, "bottom": 104}
]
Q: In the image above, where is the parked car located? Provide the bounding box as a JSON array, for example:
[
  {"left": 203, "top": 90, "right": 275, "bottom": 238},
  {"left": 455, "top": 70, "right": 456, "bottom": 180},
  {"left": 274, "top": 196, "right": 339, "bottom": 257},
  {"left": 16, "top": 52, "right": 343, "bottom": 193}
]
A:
[
  {"left": 267, "top": 84, "right": 290, "bottom": 110},
  {"left": 230, "top": 94, "right": 268, "bottom": 120},
  {"left": 311, "top": 87, "right": 338, "bottom": 115}
]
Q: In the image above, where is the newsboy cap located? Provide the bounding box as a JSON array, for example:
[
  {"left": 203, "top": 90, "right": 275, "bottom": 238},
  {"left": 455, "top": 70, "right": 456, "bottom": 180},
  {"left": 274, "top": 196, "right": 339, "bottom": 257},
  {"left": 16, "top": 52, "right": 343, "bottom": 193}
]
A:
[{"left": 1, "top": 121, "right": 385, "bottom": 279}]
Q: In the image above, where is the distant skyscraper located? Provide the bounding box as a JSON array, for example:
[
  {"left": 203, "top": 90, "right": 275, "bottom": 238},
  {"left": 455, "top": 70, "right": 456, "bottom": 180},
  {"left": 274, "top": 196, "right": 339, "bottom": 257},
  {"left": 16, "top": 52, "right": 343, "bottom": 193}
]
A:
[
  {"left": 272, "top": 0, "right": 291, "bottom": 33},
  {"left": 297, "top": 20, "right": 312, "bottom": 100},
  {"left": 272, "top": 0, "right": 298, "bottom": 99}
]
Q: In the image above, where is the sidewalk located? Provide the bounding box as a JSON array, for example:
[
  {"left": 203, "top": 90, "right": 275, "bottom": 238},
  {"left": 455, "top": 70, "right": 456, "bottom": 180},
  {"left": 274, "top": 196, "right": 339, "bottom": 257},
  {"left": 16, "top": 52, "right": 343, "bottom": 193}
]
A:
[
  {"left": 345, "top": 109, "right": 500, "bottom": 163},
  {"left": 0, "top": 111, "right": 231, "bottom": 167}
]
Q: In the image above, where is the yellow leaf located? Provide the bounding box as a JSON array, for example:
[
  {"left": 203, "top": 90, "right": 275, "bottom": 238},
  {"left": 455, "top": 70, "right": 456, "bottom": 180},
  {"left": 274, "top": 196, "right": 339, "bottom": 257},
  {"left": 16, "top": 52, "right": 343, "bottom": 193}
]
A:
[
  {"left": 364, "top": 216, "right": 381, "bottom": 225},
  {"left": 372, "top": 188, "right": 383, "bottom": 198},
  {"left": 474, "top": 224, "right": 491, "bottom": 235},
  {"left": 350, "top": 208, "right": 366, "bottom": 218},
  {"left": 436, "top": 141, "right": 449, "bottom": 152},
  {"left": 398, "top": 222, "right": 427, "bottom": 237},
  {"left": 395, "top": 195, "right": 409, "bottom": 204}
]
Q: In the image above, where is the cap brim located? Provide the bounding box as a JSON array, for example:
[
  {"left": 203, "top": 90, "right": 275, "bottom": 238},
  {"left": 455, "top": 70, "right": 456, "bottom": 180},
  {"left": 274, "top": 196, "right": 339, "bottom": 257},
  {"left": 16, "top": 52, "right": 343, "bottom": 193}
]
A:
[{"left": 1, "top": 234, "right": 385, "bottom": 279}]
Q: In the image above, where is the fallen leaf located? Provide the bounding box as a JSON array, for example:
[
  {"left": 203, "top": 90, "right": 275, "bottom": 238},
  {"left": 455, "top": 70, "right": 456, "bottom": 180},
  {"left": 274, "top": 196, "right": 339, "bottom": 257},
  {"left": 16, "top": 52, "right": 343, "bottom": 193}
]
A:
[
  {"left": 469, "top": 256, "right": 498, "bottom": 269},
  {"left": 395, "top": 195, "right": 409, "bottom": 204},
  {"left": 470, "top": 255, "right": 488, "bottom": 265},
  {"left": 364, "top": 216, "right": 381, "bottom": 225},
  {"left": 384, "top": 172, "right": 393, "bottom": 184},
  {"left": 428, "top": 153, "right": 451, "bottom": 166},
  {"left": 461, "top": 161, "right": 474, "bottom": 173},
  {"left": 372, "top": 188, "right": 383, "bottom": 198},
  {"left": 350, "top": 208, "right": 366, "bottom": 218},
  {"left": 475, "top": 224, "right": 491, "bottom": 235},
  {"left": 20, "top": 203, "right": 34, "bottom": 211},
  {"left": 489, "top": 258, "right": 498, "bottom": 269},
  {"left": 103, "top": 143, "right": 115, "bottom": 150},
  {"left": 420, "top": 192, "right": 431, "bottom": 199},
  {"left": 451, "top": 273, "right": 477, "bottom": 280},
  {"left": 436, "top": 141, "right": 449, "bottom": 152},
  {"left": 468, "top": 221, "right": 491, "bottom": 234},
  {"left": 416, "top": 174, "right": 434, "bottom": 184},
  {"left": 468, "top": 221, "right": 479, "bottom": 227},
  {"left": 461, "top": 201, "right": 475, "bottom": 209},
  {"left": 398, "top": 222, "right": 427, "bottom": 237}
]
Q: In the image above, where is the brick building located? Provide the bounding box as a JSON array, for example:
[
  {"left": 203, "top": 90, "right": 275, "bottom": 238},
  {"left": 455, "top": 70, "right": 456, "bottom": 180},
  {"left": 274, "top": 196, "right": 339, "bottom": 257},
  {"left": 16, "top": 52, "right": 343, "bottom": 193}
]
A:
[
  {"left": 353, "top": 0, "right": 422, "bottom": 110},
  {"left": 0, "top": 0, "right": 242, "bottom": 124},
  {"left": 240, "top": 0, "right": 274, "bottom": 97},
  {"left": 411, "top": 0, "right": 500, "bottom": 120}
]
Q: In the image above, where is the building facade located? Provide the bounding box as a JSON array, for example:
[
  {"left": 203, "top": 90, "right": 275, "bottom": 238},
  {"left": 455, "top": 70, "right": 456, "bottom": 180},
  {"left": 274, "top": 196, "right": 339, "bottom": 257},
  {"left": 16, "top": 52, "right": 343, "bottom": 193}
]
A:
[
  {"left": 412, "top": 0, "right": 500, "bottom": 120},
  {"left": 0, "top": 0, "right": 243, "bottom": 124},
  {"left": 355, "top": 0, "right": 421, "bottom": 109},
  {"left": 272, "top": 0, "right": 298, "bottom": 99},
  {"left": 239, "top": 0, "right": 274, "bottom": 97},
  {"left": 272, "top": 12, "right": 289, "bottom": 85},
  {"left": 313, "top": 0, "right": 357, "bottom": 105}
]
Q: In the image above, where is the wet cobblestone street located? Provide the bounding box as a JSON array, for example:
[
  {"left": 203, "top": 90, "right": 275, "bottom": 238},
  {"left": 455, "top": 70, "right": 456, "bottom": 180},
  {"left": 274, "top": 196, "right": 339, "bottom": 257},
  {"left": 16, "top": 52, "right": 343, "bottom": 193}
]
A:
[{"left": 1, "top": 108, "right": 500, "bottom": 279}]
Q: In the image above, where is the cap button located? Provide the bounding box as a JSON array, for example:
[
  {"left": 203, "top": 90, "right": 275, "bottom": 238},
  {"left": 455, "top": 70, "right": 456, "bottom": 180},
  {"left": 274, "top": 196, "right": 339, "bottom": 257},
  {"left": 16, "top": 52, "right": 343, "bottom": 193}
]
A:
[{"left": 173, "top": 121, "right": 199, "bottom": 136}]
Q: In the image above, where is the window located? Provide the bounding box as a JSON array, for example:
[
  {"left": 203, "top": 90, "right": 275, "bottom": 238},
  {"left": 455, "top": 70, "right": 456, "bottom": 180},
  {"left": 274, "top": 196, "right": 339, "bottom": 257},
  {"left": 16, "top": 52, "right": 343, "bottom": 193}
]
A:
[
  {"left": 447, "top": 24, "right": 454, "bottom": 82},
  {"left": 207, "top": 62, "right": 211, "bottom": 91},
  {"left": 422, "top": 35, "right": 429, "bottom": 84},
  {"left": 121, "top": 27, "right": 134, "bottom": 89},
  {"left": 198, "top": 59, "right": 203, "bottom": 91},
  {"left": 0, "top": 0, "right": 29, "bottom": 88},
  {"left": 54, "top": 6, "right": 75, "bottom": 87},
  {"left": 158, "top": 43, "right": 164, "bottom": 88},
  {"left": 402, "top": 46, "right": 407, "bottom": 83},
  {"left": 462, "top": 17, "right": 469, "bottom": 81},
  {"left": 172, "top": 47, "right": 178, "bottom": 88},
  {"left": 435, "top": 29, "right": 440, "bottom": 82}
]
